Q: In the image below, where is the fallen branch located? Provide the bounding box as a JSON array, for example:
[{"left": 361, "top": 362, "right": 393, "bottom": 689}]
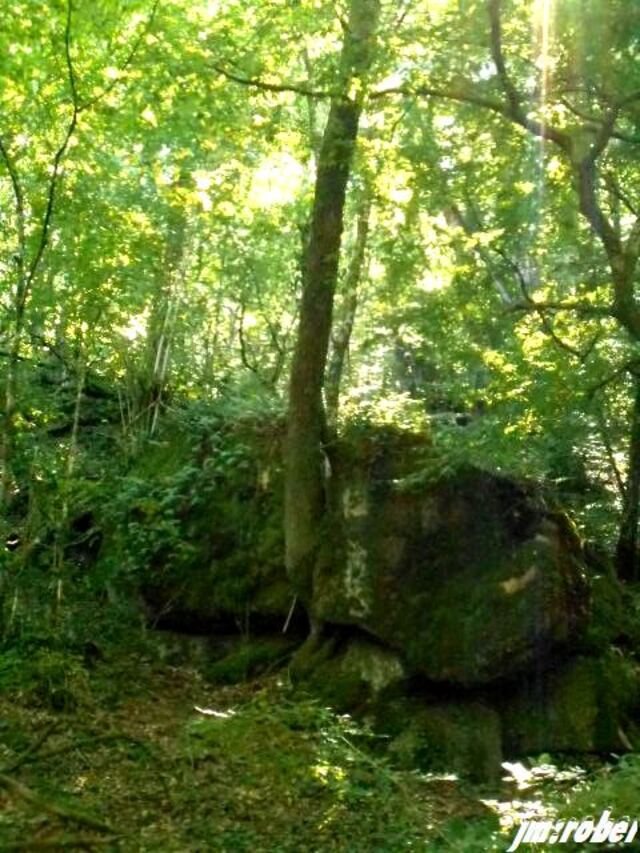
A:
[
  {"left": 15, "top": 731, "right": 148, "bottom": 770},
  {"left": 0, "top": 772, "right": 115, "bottom": 834},
  {"left": 2, "top": 836, "right": 116, "bottom": 850},
  {"left": 3, "top": 722, "right": 60, "bottom": 774}
]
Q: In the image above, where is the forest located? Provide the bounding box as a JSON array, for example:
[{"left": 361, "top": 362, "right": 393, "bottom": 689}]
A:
[{"left": 1, "top": 0, "right": 640, "bottom": 849}]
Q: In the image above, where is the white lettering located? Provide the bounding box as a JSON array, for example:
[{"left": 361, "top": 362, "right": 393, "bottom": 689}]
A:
[
  {"left": 507, "top": 822, "right": 529, "bottom": 853},
  {"left": 609, "top": 821, "right": 628, "bottom": 844},
  {"left": 560, "top": 820, "right": 580, "bottom": 842},
  {"left": 574, "top": 820, "right": 594, "bottom": 843},
  {"left": 524, "top": 821, "right": 553, "bottom": 843},
  {"left": 625, "top": 820, "right": 638, "bottom": 843},
  {"left": 591, "top": 810, "right": 614, "bottom": 842}
]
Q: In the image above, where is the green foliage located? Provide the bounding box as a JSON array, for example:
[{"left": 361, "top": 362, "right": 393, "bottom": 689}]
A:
[
  {"left": 95, "top": 397, "right": 286, "bottom": 619},
  {"left": 556, "top": 754, "right": 640, "bottom": 830},
  {"left": 0, "top": 645, "right": 89, "bottom": 711},
  {"left": 182, "top": 690, "right": 499, "bottom": 851}
]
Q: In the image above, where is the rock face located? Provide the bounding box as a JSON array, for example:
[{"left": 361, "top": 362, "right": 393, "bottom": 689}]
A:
[{"left": 314, "top": 438, "right": 590, "bottom": 686}]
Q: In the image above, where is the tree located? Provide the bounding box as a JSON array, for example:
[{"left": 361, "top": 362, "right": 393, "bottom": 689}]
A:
[
  {"left": 380, "top": 0, "right": 640, "bottom": 578},
  {"left": 284, "top": 0, "right": 381, "bottom": 614}
]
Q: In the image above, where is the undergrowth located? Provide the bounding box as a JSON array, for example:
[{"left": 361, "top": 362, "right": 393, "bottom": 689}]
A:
[{"left": 0, "top": 641, "right": 638, "bottom": 852}]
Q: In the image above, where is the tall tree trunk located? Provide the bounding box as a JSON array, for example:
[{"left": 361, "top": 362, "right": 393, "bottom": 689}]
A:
[
  {"left": 616, "top": 372, "right": 640, "bottom": 582},
  {"left": 325, "top": 188, "right": 372, "bottom": 428},
  {"left": 284, "top": 0, "right": 380, "bottom": 603},
  {"left": 141, "top": 200, "right": 187, "bottom": 435}
]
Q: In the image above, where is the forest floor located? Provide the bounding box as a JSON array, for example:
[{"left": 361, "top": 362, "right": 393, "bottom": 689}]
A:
[{"left": 0, "top": 648, "right": 607, "bottom": 852}]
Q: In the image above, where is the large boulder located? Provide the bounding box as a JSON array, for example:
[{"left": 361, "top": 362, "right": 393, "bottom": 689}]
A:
[
  {"left": 291, "top": 635, "right": 407, "bottom": 710},
  {"left": 314, "top": 434, "right": 590, "bottom": 686}
]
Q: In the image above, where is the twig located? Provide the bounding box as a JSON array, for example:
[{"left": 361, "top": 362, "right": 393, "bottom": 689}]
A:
[
  {"left": 3, "top": 721, "right": 60, "bottom": 773},
  {"left": 5, "top": 731, "right": 146, "bottom": 771}
]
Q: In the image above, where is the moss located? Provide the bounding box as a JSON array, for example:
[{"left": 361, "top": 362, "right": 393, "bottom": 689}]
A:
[
  {"left": 501, "top": 653, "right": 640, "bottom": 755},
  {"left": 95, "top": 407, "right": 291, "bottom": 627},
  {"left": 292, "top": 638, "right": 405, "bottom": 711},
  {"left": 384, "top": 698, "right": 503, "bottom": 783},
  {"left": 205, "top": 637, "right": 297, "bottom": 684}
]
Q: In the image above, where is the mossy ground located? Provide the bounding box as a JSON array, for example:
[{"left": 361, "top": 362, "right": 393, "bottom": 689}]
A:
[
  {"left": 0, "top": 649, "right": 504, "bottom": 852},
  {"left": 0, "top": 646, "right": 636, "bottom": 852}
]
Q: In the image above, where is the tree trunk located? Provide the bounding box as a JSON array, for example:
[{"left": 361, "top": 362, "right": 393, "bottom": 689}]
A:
[
  {"left": 325, "top": 188, "right": 372, "bottom": 428},
  {"left": 142, "top": 200, "right": 187, "bottom": 435},
  {"left": 616, "top": 372, "right": 640, "bottom": 582},
  {"left": 284, "top": 0, "right": 380, "bottom": 601}
]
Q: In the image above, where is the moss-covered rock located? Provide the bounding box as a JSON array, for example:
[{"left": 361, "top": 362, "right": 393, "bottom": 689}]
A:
[
  {"left": 500, "top": 653, "right": 640, "bottom": 755},
  {"left": 205, "top": 637, "right": 298, "bottom": 684},
  {"left": 383, "top": 697, "right": 503, "bottom": 783},
  {"left": 314, "top": 449, "right": 590, "bottom": 686},
  {"left": 95, "top": 408, "right": 293, "bottom": 631},
  {"left": 291, "top": 636, "right": 406, "bottom": 711}
]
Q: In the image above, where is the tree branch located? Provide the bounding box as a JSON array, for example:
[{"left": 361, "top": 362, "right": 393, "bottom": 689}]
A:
[
  {"left": 486, "top": 0, "right": 569, "bottom": 149},
  {"left": 22, "top": 0, "right": 79, "bottom": 300},
  {"left": 507, "top": 299, "right": 611, "bottom": 317},
  {"left": 212, "top": 63, "right": 335, "bottom": 99},
  {"left": 559, "top": 97, "right": 640, "bottom": 145},
  {"left": 78, "top": 0, "right": 160, "bottom": 112},
  {"left": 0, "top": 137, "right": 26, "bottom": 283}
]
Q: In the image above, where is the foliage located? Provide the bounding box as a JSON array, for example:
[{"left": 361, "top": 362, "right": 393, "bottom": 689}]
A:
[{"left": 0, "top": 0, "right": 639, "bottom": 846}]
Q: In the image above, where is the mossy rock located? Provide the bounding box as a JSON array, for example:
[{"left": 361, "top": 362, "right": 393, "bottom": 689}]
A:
[
  {"left": 314, "top": 461, "right": 589, "bottom": 686},
  {"left": 501, "top": 653, "right": 640, "bottom": 755},
  {"left": 580, "top": 572, "right": 628, "bottom": 652},
  {"left": 383, "top": 697, "right": 503, "bottom": 783},
  {"left": 205, "top": 637, "right": 298, "bottom": 684},
  {"left": 291, "top": 637, "right": 406, "bottom": 711},
  {"left": 95, "top": 409, "right": 292, "bottom": 629}
]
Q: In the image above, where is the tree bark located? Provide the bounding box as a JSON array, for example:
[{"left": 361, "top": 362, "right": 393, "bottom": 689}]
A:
[
  {"left": 142, "top": 199, "right": 187, "bottom": 435},
  {"left": 284, "top": 0, "right": 380, "bottom": 601},
  {"left": 616, "top": 372, "right": 640, "bottom": 582},
  {"left": 325, "top": 188, "right": 372, "bottom": 428}
]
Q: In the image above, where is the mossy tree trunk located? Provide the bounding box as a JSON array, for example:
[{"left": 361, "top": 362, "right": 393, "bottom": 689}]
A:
[{"left": 284, "top": 0, "right": 380, "bottom": 605}]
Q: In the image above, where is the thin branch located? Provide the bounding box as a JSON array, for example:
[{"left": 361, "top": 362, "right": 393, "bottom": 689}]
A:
[
  {"left": 0, "top": 138, "right": 26, "bottom": 277},
  {"left": 372, "top": 81, "right": 506, "bottom": 112},
  {"left": 559, "top": 97, "right": 640, "bottom": 145},
  {"left": 507, "top": 299, "right": 611, "bottom": 317},
  {"left": 237, "top": 302, "right": 261, "bottom": 378},
  {"left": 595, "top": 404, "right": 627, "bottom": 499},
  {"left": 1, "top": 723, "right": 60, "bottom": 774},
  {"left": 498, "top": 248, "right": 605, "bottom": 360},
  {"left": 0, "top": 773, "right": 115, "bottom": 834},
  {"left": 14, "top": 0, "right": 158, "bottom": 303},
  {"left": 618, "top": 89, "right": 640, "bottom": 108},
  {"left": 212, "top": 63, "right": 334, "bottom": 99},
  {"left": 78, "top": 0, "right": 160, "bottom": 112},
  {"left": 22, "top": 0, "right": 79, "bottom": 300},
  {"left": 486, "top": 0, "right": 569, "bottom": 149},
  {"left": 586, "top": 359, "right": 640, "bottom": 399},
  {"left": 605, "top": 172, "right": 639, "bottom": 219}
]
